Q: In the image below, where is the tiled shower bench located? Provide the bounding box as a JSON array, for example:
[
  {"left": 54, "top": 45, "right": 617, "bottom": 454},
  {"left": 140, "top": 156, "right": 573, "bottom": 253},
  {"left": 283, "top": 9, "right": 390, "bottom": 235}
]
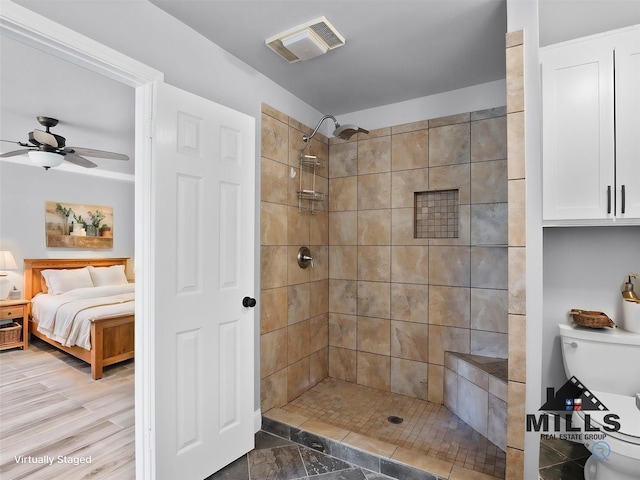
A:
[{"left": 443, "top": 352, "right": 508, "bottom": 451}]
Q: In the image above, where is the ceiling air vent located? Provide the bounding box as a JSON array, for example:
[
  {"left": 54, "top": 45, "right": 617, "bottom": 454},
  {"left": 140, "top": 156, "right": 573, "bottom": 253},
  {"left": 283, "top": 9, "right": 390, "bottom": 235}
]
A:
[{"left": 265, "top": 16, "right": 345, "bottom": 63}]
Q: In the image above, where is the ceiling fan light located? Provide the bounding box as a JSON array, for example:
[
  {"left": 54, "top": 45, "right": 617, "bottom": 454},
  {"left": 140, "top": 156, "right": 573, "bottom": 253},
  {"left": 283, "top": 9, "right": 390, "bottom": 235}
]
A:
[{"left": 28, "top": 150, "right": 63, "bottom": 169}]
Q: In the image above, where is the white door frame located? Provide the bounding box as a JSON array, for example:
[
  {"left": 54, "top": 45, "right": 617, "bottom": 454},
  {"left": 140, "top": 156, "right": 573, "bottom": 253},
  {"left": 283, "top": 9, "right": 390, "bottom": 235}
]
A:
[{"left": 1, "top": 3, "right": 161, "bottom": 478}]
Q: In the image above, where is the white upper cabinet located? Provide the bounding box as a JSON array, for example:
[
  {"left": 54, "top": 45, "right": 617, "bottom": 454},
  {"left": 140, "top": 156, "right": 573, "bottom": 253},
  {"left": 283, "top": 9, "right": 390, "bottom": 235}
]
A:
[{"left": 541, "top": 27, "right": 640, "bottom": 225}]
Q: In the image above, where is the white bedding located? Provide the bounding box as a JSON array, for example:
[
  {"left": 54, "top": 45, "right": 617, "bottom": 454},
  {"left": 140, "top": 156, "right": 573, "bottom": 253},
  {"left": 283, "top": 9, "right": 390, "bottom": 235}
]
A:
[{"left": 31, "top": 283, "right": 135, "bottom": 350}]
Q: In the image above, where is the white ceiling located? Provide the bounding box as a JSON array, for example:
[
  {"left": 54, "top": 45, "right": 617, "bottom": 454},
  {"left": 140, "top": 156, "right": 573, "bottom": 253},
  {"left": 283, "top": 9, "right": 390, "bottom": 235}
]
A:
[
  {"left": 149, "top": 0, "right": 508, "bottom": 115},
  {"left": 2, "top": 1, "right": 638, "bottom": 175}
]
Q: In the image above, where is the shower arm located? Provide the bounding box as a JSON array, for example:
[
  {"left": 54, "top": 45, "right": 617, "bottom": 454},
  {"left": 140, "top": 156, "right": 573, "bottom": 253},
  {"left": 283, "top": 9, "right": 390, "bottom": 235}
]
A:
[{"left": 303, "top": 114, "right": 340, "bottom": 142}]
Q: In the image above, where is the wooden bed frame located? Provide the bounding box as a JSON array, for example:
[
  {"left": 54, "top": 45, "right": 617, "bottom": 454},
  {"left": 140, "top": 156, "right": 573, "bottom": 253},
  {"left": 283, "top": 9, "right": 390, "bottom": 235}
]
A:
[{"left": 24, "top": 258, "right": 134, "bottom": 380}]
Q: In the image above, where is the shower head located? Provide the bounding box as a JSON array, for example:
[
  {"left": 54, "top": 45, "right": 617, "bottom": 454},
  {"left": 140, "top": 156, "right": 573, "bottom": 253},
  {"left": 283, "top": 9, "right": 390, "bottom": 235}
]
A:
[
  {"left": 303, "top": 114, "right": 369, "bottom": 142},
  {"left": 333, "top": 124, "right": 369, "bottom": 140}
]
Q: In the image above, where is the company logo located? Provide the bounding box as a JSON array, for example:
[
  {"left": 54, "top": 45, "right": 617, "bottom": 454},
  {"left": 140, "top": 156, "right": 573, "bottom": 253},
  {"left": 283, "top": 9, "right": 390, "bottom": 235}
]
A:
[{"left": 526, "top": 376, "right": 621, "bottom": 445}]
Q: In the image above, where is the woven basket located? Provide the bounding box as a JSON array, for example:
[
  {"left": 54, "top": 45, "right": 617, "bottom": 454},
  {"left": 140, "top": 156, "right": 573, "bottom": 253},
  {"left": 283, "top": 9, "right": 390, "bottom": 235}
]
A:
[
  {"left": 570, "top": 309, "right": 616, "bottom": 328},
  {"left": 0, "top": 322, "right": 22, "bottom": 345}
]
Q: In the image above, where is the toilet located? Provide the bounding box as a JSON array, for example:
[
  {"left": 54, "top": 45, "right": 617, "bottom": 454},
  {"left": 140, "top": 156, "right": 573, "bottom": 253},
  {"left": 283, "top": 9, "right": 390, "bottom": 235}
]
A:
[{"left": 559, "top": 324, "right": 640, "bottom": 480}]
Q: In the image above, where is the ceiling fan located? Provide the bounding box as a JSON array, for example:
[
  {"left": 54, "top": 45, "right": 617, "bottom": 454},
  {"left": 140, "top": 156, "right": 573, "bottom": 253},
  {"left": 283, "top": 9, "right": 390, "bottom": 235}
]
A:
[{"left": 0, "top": 116, "right": 129, "bottom": 169}]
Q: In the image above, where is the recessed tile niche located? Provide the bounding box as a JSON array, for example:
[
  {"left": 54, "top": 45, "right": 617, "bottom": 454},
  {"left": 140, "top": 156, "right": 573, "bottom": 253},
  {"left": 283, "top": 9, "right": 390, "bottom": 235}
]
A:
[{"left": 414, "top": 189, "right": 459, "bottom": 239}]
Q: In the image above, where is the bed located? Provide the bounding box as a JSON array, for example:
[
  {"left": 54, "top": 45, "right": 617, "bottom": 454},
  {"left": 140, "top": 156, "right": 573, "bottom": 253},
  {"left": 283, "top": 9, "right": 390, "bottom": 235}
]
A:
[{"left": 24, "top": 258, "right": 134, "bottom": 380}]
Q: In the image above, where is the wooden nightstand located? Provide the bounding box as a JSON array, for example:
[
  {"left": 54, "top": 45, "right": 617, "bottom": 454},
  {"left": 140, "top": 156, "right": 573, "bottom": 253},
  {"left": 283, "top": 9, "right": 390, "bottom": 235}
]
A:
[{"left": 0, "top": 299, "right": 29, "bottom": 351}]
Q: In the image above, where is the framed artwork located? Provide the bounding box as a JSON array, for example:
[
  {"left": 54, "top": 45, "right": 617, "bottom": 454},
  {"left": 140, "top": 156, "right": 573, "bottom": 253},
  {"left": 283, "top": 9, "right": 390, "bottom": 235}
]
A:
[{"left": 45, "top": 201, "right": 114, "bottom": 249}]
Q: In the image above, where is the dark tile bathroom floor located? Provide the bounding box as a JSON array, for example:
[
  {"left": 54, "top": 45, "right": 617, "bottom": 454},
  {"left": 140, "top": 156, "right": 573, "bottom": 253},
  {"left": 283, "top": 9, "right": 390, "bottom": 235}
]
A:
[
  {"left": 206, "top": 431, "right": 394, "bottom": 480},
  {"left": 538, "top": 436, "right": 591, "bottom": 480}
]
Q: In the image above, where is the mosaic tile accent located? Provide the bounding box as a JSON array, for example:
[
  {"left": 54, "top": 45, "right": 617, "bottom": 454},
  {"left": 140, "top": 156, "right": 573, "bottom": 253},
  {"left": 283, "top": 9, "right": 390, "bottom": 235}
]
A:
[{"left": 414, "top": 190, "right": 459, "bottom": 239}]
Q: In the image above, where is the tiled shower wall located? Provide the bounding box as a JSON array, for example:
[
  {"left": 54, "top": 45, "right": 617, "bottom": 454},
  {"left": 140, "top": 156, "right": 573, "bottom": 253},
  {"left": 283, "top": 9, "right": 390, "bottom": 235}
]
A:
[
  {"left": 259, "top": 104, "right": 508, "bottom": 411},
  {"left": 327, "top": 109, "right": 508, "bottom": 404},
  {"left": 260, "top": 104, "right": 330, "bottom": 411}
]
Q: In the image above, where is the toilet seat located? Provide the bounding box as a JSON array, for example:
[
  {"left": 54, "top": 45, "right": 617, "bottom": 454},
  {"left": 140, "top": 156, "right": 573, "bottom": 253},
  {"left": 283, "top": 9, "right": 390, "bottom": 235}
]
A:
[{"left": 576, "top": 390, "right": 640, "bottom": 446}]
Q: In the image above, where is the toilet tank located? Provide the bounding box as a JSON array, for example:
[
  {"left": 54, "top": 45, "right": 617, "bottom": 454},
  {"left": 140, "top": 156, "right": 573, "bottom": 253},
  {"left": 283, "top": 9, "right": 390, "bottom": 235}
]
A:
[{"left": 558, "top": 324, "right": 640, "bottom": 396}]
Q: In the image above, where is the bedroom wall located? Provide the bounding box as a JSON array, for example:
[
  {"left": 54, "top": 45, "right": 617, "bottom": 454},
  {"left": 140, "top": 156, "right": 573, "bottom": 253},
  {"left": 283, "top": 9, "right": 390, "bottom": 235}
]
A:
[{"left": 0, "top": 161, "right": 135, "bottom": 291}]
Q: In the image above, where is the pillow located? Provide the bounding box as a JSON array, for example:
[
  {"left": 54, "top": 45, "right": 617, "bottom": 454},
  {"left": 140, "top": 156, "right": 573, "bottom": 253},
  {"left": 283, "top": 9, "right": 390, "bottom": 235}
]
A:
[
  {"left": 87, "top": 265, "right": 128, "bottom": 287},
  {"left": 41, "top": 267, "right": 94, "bottom": 295}
]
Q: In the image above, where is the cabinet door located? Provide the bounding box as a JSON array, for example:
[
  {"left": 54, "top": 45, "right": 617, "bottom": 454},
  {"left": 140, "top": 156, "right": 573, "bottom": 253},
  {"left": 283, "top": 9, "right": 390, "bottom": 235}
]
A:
[
  {"left": 615, "top": 29, "right": 640, "bottom": 219},
  {"left": 542, "top": 39, "right": 615, "bottom": 221}
]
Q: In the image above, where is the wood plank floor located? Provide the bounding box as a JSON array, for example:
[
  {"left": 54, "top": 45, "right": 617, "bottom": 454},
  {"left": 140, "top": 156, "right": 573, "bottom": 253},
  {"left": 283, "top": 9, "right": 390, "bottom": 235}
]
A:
[{"left": 0, "top": 338, "right": 135, "bottom": 480}]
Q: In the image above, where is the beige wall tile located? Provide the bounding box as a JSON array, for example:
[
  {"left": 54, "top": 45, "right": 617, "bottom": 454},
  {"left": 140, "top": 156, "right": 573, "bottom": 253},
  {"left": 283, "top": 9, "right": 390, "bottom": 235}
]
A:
[
  {"left": 343, "top": 431, "right": 396, "bottom": 457},
  {"left": 428, "top": 325, "right": 470, "bottom": 365},
  {"left": 288, "top": 205, "right": 310, "bottom": 246},
  {"left": 444, "top": 352, "right": 458, "bottom": 372},
  {"left": 391, "top": 357, "right": 428, "bottom": 399},
  {"left": 470, "top": 203, "right": 508, "bottom": 246},
  {"left": 507, "top": 381, "right": 526, "bottom": 450},
  {"left": 261, "top": 369, "right": 287, "bottom": 411},
  {"left": 300, "top": 418, "right": 349, "bottom": 442},
  {"left": 390, "top": 245, "right": 429, "bottom": 284},
  {"left": 390, "top": 283, "right": 429, "bottom": 323},
  {"left": 309, "top": 347, "right": 329, "bottom": 387},
  {"left": 358, "top": 209, "right": 391, "bottom": 245},
  {"left": 261, "top": 202, "right": 288, "bottom": 245},
  {"left": 470, "top": 288, "right": 508, "bottom": 333},
  {"left": 309, "top": 279, "right": 329, "bottom": 318},
  {"left": 329, "top": 245, "right": 358, "bottom": 280},
  {"left": 357, "top": 281, "right": 391, "bottom": 318},
  {"left": 471, "top": 247, "right": 508, "bottom": 289},
  {"left": 488, "top": 394, "right": 508, "bottom": 451},
  {"left": 391, "top": 120, "right": 430, "bottom": 135},
  {"left": 357, "top": 127, "right": 391, "bottom": 140},
  {"left": 261, "top": 245, "right": 288, "bottom": 289},
  {"left": 391, "top": 129, "right": 428, "bottom": 171},
  {"left": 391, "top": 208, "right": 429, "bottom": 246},
  {"left": 429, "top": 164, "right": 471, "bottom": 205},
  {"left": 444, "top": 366, "right": 458, "bottom": 412},
  {"left": 471, "top": 159, "right": 508, "bottom": 204},
  {"left": 288, "top": 282, "right": 310, "bottom": 325},
  {"left": 329, "top": 346, "right": 357, "bottom": 382},
  {"left": 329, "top": 279, "right": 357, "bottom": 315},
  {"left": 506, "top": 30, "right": 524, "bottom": 48},
  {"left": 261, "top": 287, "right": 288, "bottom": 334},
  {"left": 507, "top": 111, "right": 525, "bottom": 180},
  {"left": 429, "top": 286, "right": 471, "bottom": 328},
  {"left": 309, "top": 313, "right": 329, "bottom": 353},
  {"left": 429, "top": 246, "right": 471, "bottom": 287},
  {"left": 358, "top": 136, "right": 391, "bottom": 174},
  {"left": 506, "top": 44, "right": 524, "bottom": 114},
  {"left": 458, "top": 360, "right": 489, "bottom": 390},
  {"left": 489, "top": 376, "right": 508, "bottom": 402},
  {"left": 471, "top": 116, "right": 507, "bottom": 162},
  {"left": 310, "top": 212, "right": 329, "bottom": 246},
  {"left": 287, "top": 358, "right": 310, "bottom": 402},
  {"left": 429, "top": 123, "right": 470, "bottom": 167},
  {"left": 508, "top": 314, "right": 526, "bottom": 383},
  {"left": 472, "top": 107, "right": 507, "bottom": 121},
  {"left": 358, "top": 246, "right": 390, "bottom": 282},
  {"left": 471, "top": 330, "right": 508, "bottom": 359},
  {"left": 457, "top": 376, "right": 488, "bottom": 436},
  {"left": 506, "top": 447, "right": 524, "bottom": 480},
  {"left": 428, "top": 113, "right": 470, "bottom": 128},
  {"left": 357, "top": 351, "right": 391, "bottom": 391},
  {"left": 358, "top": 172, "right": 391, "bottom": 210},
  {"left": 357, "top": 316, "right": 390, "bottom": 355},
  {"left": 329, "top": 176, "right": 357, "bottom": 211},
  {"left": 428, "top": 204, "right": 471, "bottom": 247},
  {"left": 309, "top": 245, "right": 329, "bottom": 281},
  {"left": 508, "top": 179, "right": 526, "bottom": 247},
  {"left": 329, "top": 211, "right": 358, "bottom": 245},
  {"left": 391, "top": 320, "right": 428, "bottom": 362},
  {"left": 261, "top": 112, "right": 289, "bottom": 163},
  {"left": 425, "top": 364, "right": 443, "bottom": 403},
  {"left": 262, "top": 103, "right": 288, "bottom": 123},
  {"left": 328, "top": 141, "right": 358, "bottom": 178},
  {"left": 288, "top": 320, "right": 310, "bottom": 364},
  {"left": 391, "top": 168, "right": 429, "bottom": 208},
  {"left": 329, "top": 313, "right": 357, "bottom": 349},
  {"left": 261, "top": 328, "right": 288, "bottom": 378},
  {"left": 261, "top": 157, "right": 289, "bottom": 204},
  {"left": 508, "top": 247, "right": 526, "bottom": 315}
]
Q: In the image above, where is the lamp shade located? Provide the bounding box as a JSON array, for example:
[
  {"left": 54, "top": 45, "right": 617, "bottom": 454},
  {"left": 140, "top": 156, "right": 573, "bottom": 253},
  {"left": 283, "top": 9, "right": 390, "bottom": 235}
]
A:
[
  {"left": 28, "top": 150, "right": 64, "bottom": 169},
  {"left": 0, "top": 251, "right": 17, "bottom": 271}
]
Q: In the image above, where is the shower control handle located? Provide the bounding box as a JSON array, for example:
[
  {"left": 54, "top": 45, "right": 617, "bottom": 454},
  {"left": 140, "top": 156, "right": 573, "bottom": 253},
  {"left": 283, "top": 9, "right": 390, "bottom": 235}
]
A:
[{"left": 297, "top": 247, "right": 314, "bottom": 269}]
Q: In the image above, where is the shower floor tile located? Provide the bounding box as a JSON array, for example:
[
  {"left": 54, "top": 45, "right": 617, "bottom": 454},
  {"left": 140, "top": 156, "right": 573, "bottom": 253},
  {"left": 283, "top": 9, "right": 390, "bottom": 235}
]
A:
[{"left": 268, "top": 378, "right": 505, "bottom": 479}]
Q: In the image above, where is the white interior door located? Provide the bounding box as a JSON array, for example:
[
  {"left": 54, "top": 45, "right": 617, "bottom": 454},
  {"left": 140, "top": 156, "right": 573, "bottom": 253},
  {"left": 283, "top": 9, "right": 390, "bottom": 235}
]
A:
[{"left": 152, "top": 81, "right": 256, "bottom": 479}]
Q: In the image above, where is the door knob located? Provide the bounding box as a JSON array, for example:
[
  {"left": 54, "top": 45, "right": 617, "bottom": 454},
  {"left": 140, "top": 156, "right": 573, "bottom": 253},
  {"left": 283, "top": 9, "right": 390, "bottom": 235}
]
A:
[{"left": 242, "top": 296, "right": 256, "bottom": 308}]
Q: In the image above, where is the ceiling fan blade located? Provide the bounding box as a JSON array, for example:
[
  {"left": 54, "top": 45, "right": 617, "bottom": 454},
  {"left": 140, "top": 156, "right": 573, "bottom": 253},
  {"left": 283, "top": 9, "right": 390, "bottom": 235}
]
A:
[
  {"left": 62, "top": 152, "right": 98, "bottom": 168},
  {"left": 0, "top": 148, "right": 33, "bottom": 158},
  {"left": 67, "top": 147, "right": 129, "bottom": 161},
  {"left": 31, "top": 129, "right": 62, "bottom": 147}
]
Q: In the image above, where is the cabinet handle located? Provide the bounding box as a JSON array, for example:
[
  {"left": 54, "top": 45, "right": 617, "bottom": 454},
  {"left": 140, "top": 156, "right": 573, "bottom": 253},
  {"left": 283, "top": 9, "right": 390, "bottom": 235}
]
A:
[
  {"left": 607, "top": 185, "right": 611, "bottom": 214},
  {"left": 621, "top": 185, "right": 626, "bottom": 214}
]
